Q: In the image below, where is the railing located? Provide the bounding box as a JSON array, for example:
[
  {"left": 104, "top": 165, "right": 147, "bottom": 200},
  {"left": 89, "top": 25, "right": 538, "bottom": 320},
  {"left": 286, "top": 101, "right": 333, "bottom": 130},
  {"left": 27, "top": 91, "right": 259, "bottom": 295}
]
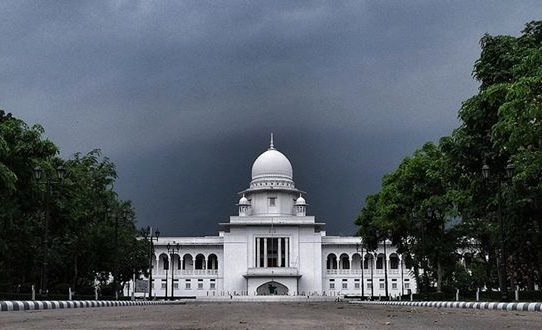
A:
[
  {"left": 181, "top": 269, "right": 218, "bottom": 276},
  {"left": 153, "top": 269, "right": 219, "bottom": 276},
  {"left": 326, "top": 268, "right": 403, "bottom": 275}
]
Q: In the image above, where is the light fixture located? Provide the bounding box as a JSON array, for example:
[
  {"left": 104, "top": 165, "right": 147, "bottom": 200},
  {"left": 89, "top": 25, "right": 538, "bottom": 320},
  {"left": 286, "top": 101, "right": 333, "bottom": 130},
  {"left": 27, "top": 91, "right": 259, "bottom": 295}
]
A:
[
  {"left": 34, "top": 166, "right": 43, "bottom": 180},
  {"left": 482, "top": 163, "right": 490, "bottom": 179},
  {"left": 505, "top": 161, "right": 514, "bottom": 179},
  {"left": 56, "top": 165, "right": 65, "bottom": 179}
]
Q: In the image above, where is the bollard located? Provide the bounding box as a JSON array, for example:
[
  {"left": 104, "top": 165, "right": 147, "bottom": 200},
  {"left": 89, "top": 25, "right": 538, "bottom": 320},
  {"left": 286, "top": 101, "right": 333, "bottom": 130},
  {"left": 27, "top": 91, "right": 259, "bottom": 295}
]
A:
[
  {"left": 69, "top": 287, "right": 72, "bottom": 301},
  {"left": 515, "top": 286, "right": 519, "bottom": 301},
  {"left": 455, "top": 288, "right": 459, "bottom": 301},
  {"left": 31, "top": 285, "right": 36, "bottom": 301},
  {"left": 95, "top": 287, "right": 98, "bottom": 301},
  {"left": 476, "top": 288, "right": 480, "bottom": 302},
  {"left": 410, "top": 292, "right": 413, "bottom": 302}
]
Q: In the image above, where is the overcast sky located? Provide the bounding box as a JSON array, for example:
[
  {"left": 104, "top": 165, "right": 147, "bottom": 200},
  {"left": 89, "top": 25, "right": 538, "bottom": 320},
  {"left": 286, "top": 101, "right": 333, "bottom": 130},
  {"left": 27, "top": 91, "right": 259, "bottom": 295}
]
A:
[{"left": 1, "top": 1, "right": 541, "bottom": 236}]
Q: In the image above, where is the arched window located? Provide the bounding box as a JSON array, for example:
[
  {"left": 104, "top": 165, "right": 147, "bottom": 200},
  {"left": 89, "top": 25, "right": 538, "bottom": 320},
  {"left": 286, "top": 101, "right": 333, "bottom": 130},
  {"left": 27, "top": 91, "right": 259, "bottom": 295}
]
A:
[
  {"left": 195, "top": 254, "right": 205, "bottom": 270},
  {"left": 207, "top": 254, "right": 218, "bottom": 270},
  {"left": 363, "top": 254, "right": 374, "bottom": 269},
  {"left": 352, "top": 253, "right": 362, "bottom": 269},
  {"left": 326, "top": 254, "right": 337, "bottom": 269},
  {"left": 171, "top": 254, "right": 181, "bottom": 270},
  {"left": 389, "top": 253, "right": 399, "bottom": 269},
  {"left": 339, "top": 253, "right": 350, "bottom": 269},
  {"left": 376, "top": 253, "right": 385, "bottom": 269},
  {"left": 159, "top": 253, "right": 169, "bottom": 270},
  {"left": 183, "top": 254, "right": 193, "bottom": 270}
]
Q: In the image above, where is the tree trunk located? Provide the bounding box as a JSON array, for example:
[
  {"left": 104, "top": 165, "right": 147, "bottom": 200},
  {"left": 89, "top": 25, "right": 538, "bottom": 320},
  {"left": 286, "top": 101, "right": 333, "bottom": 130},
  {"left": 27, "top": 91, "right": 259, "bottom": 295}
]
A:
[
  {"left": 422, "top": 258, "right": 430, "bottom": 292},
  {"left": 495, "top": 249, "right": 503, "bottom": 291},
  {"left": 413, "top": 260, "right": 421, "bottom": 293},
  {"left": 437, "top": 259, "right": 442, "bottom": 293},
  {"left": 73, "top": 254, "right": 78, "bottom": 291}
]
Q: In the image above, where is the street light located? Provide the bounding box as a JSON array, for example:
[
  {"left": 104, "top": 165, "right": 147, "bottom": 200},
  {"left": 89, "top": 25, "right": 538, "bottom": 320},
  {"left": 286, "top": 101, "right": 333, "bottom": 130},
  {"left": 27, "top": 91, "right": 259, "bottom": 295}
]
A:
[
  {"left": 355, "top": 243, "right": 365, "bottom": 299},
  {"left": 383, "top": 235, "right": 389, "bottom": 299},
  {"left": 33, "top": 164, "right": 65, "bottom": 295},
  {"left": 144, "top": 226, "right": 160, "bottom": 299},
  {"left": 375, "top": 230, "right": 390, "bottom": 299},
  {"left": 167, "top": 243, "right": 180, "bottom": 300},
  {"left": 482, "top": 160, "right": 514, "bottom": 302},
  {"left": 109, "top": 208, "right": 129, "bottom": 300}
]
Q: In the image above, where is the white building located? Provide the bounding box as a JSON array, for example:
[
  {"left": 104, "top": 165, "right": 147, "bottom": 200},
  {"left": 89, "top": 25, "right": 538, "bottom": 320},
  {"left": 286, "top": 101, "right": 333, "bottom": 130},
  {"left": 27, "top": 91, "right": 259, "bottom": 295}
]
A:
[{"left": 131, "top": 136, "right": 416, "bottom": 298}]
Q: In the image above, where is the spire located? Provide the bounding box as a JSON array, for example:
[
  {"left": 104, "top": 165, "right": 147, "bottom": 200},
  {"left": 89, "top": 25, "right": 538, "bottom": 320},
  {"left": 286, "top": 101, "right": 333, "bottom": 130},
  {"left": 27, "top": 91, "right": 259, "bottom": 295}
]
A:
[{"left": 269, "top": 133, "right": 275, "bottom": 150}]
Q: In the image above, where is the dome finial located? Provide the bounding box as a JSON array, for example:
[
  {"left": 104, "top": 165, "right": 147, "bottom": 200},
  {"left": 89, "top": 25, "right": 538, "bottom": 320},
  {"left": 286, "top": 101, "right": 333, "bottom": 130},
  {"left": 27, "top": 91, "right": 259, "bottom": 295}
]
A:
[{"left": 269, "top": 133, "right": 275, "bottom": 150}]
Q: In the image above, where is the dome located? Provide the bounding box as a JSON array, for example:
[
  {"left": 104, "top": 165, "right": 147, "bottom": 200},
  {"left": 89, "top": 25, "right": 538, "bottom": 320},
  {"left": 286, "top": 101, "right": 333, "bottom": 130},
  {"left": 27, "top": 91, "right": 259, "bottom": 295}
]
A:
[
  {"left": 295, "top": 194, "right": 306, "bottom": 205},
  {"left": 251, "top": 149, "right": 293, "bottom": 180},
  {"left": 238, "top": 194, "right": 250, "bottom": 205},
  {"left": 251, "top": 135, "right": 293, "bottom": 180}
]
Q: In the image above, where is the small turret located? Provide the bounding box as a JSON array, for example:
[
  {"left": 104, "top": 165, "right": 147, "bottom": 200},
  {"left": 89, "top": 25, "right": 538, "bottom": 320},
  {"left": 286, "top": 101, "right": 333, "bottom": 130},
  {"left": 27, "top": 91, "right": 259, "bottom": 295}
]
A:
[
  {"left": 294, "top": 194, "right": 307, "bottom": 216},
  {"left": 238, "top": 194, "right": 251, "bottom": 216}
]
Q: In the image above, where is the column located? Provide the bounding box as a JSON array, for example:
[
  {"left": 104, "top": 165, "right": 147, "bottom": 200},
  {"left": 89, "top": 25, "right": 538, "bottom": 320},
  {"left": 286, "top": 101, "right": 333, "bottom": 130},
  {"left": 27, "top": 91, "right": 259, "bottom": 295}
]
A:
[
  {"left": 399, "top": 255, "right": 404, "bottom": 294},
  {"left": 285, "top": 238, "right": 289, "bottom": 267},
  {"left": 256, "top": 238, "right": 260, "bottom": 267},
  {"left": 264, "top": 238, "right": 268, "bottom": 268},
  {"left": 278, "top": 238, "right": 282, "bottom": 267}
]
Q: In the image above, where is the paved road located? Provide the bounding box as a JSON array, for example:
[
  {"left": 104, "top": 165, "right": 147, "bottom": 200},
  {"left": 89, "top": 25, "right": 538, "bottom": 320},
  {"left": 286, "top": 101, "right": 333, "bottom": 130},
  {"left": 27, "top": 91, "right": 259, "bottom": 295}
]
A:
[{"left": 1, "top": 302, "right": 541, "bottom": 329}]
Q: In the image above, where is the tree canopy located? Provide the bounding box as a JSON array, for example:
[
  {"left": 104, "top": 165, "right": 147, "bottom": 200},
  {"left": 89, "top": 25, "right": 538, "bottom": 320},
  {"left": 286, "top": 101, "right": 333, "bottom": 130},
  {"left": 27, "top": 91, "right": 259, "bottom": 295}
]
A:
[
  {"left": 0, "top": 110, "right": 148, "bottom": 297},
  {"left": 356, "top": 21, "right": 542, "bottom": 293}
]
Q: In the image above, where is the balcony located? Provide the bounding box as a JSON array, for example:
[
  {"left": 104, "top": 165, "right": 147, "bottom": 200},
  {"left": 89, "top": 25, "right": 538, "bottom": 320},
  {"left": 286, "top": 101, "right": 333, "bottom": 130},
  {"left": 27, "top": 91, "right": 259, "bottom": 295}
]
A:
[
  {"left": 153, "top": 269, "right": 219, "bottom": 276},
  {"left": 181, "top": 269, "right": 218, "bottom": 276},
  {"left": 244, "top": 267, "right": 301, "bottom": 278},
  {"left": 326, "top": 268, "right": 403, "bottom": 276}
]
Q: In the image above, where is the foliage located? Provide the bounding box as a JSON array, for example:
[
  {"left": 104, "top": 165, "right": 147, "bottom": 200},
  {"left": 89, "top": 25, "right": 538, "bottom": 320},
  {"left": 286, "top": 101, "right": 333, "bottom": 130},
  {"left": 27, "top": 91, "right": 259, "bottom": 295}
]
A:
[
  {"left": 355, "top": 21, "right": 542, "bottom": 292},
  {"left": 0, "top": 110, "right": 148, "bottom": 296}
]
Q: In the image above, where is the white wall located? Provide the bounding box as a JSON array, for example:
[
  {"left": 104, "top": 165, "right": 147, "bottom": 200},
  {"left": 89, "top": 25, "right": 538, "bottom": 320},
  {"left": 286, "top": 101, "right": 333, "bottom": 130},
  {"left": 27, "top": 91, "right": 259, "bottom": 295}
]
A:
[
  {"left": 246, "top": 190, "right": 297, "bottom": 216},
  {"left": 297, "top": 226, "right": 323, "bottom": 294},
  {"left": 223, "top": 227, "right": 249, "bottom": 294}
]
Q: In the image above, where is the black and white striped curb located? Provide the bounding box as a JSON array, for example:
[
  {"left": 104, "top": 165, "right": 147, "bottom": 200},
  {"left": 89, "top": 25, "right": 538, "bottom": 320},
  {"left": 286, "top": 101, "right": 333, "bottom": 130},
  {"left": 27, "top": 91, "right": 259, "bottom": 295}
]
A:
[
  {"left": 349, "top": 300, "right": 542, "bottom": 312},
  {"left": 0, "top": 300, "right": 185, "bottom": 312}
]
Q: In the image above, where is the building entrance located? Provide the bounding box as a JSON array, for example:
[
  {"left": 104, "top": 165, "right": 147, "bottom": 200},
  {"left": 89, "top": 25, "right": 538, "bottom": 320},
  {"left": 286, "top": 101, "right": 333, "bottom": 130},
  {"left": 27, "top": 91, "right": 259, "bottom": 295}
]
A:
[{"left": 256, "top": 281, "right": 288, "bottom": 295}]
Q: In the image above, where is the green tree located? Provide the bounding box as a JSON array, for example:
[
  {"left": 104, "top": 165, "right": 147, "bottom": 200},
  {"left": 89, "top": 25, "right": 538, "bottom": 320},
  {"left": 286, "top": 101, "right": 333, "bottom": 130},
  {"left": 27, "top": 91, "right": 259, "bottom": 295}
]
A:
[
  {"left": 356, "top": 21, "right": 542, "bottom": 292},
  {"left": 0, "top": 110, "right": 57, "bottom": 291},
  {"left": 0, "top": 111, "right": 149, "bottom": 297}
]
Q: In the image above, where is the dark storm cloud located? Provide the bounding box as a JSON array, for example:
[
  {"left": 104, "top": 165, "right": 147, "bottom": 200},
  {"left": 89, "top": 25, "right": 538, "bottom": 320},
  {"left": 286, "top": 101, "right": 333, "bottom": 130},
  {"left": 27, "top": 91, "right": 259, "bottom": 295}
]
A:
[{"left": 1, "top": 1, "right": 541, "bottom": 235}]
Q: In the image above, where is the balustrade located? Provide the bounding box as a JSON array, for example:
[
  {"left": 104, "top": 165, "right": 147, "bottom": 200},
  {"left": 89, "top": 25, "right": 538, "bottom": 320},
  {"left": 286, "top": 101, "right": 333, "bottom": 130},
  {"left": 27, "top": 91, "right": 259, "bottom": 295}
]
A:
[
  {"left": 326, "top": 268, "right": 403, "bottom": 276},
  {"left": 152, "top": 268, "right": 219, "bottom": 276}
]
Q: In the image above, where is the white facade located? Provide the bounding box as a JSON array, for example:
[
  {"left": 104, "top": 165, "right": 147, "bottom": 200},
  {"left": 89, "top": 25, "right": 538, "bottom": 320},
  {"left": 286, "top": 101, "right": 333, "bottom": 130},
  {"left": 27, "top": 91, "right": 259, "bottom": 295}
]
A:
[{"left": 130, "top": 136, "right": 416, "bottom": 298}]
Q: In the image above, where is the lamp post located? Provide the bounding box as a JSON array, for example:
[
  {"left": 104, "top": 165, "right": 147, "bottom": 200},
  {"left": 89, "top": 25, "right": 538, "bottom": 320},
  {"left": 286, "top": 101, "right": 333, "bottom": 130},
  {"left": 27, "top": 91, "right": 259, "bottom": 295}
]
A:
[
  {"left": 144, "top": 226, "right": 160, "bottom": 299},
  {"left": 164, "top": 250, "right": 169, "bottom": 299},
  {"left": 375, "top": 230, "right": 389, "bottom": 299},
  {"left": 482, "top": 161, "right": 514, "bottom": 302},
  {"left": 401, "top": 256, "right": 405, "bottom": 296},
  {"left": 383, "top": 236, "right": 389, "bottom": 299},
  {"left": 33, "top": 164, "right": 65, "bottom": 296},
  {"left": 167, "top": 243, "right": 180, "bottom": 300},
  {"left": 355, "top": 243, "right": 365, "bottom": 299},
  {"left": 109, "top": 208, "right": 129, "bottom": 300}
]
